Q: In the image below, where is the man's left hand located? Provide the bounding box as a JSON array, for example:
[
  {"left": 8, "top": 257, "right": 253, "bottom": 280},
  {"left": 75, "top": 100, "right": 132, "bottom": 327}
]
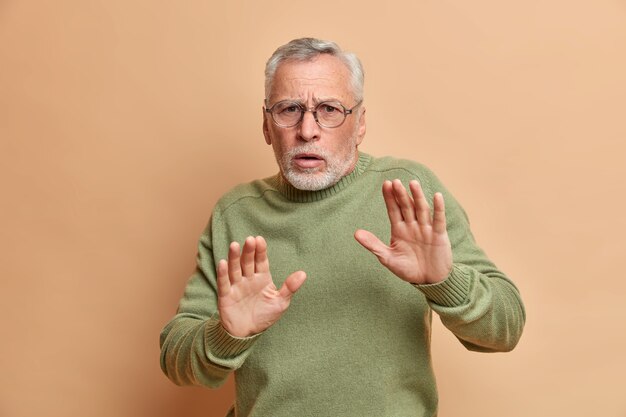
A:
[{"left": 354, "top": 179, "right": 453, "bottom": 285}]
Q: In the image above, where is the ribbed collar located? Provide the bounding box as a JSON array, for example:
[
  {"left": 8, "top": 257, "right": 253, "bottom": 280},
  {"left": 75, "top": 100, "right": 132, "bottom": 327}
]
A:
[{"left": 269, "top": 152, "right": 372, "bottom": 203}]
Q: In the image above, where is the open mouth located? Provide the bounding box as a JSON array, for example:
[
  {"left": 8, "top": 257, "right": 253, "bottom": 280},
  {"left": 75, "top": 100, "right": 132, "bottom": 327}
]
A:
[{"left": 293, "top": 153, "right": 325, "bottom": 169}]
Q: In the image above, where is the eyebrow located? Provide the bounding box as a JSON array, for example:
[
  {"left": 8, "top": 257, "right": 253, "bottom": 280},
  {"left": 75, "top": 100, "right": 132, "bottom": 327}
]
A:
[
  {"left": 279, "top": 97, "right": 343, "bottom": 105},
  {"left": 313, "top": 96, "right": 341, "bottom": 104}
]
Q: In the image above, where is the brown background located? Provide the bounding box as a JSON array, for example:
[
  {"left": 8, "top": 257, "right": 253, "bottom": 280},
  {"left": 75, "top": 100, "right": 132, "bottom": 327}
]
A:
[{"left": 1, "top": 1, "right": 625, "bottom": 416}]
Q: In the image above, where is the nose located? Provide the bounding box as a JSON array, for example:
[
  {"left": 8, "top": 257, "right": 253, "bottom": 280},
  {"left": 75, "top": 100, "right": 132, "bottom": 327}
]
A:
[{"left": 297, "top": 110, "right": 321, "bottom": 142}]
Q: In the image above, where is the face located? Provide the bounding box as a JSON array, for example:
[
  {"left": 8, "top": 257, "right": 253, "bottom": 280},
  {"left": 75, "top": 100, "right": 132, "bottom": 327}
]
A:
[{"left": 263, "top": 54, "right": 366, "bottom": 191}]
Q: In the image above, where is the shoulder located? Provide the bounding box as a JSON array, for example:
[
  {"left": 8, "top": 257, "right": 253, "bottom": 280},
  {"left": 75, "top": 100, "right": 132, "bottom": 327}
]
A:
[
  {"left": 213, "top": 176, "right": 278, "bottom": 217},
  {"left": 365, "top": 154, "right": 440, "bottom": 185}
]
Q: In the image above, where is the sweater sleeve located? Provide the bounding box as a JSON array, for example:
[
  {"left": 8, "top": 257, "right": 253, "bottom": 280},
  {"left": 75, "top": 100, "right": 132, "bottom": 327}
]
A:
[
  {"left": 413, "top": 167, "right": 526, "bottom": 352},
  {"left": 159, "top": 216, "right": 261, "bottom": 387}
]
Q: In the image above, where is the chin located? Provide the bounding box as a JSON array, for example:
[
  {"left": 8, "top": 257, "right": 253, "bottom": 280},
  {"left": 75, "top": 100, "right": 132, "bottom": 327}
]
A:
[
  {"left": 284, "top": 170, "right": 339, "bottom": 191},
  {"left": 277, "top": 147, "right": 358, "bottom": 191}
]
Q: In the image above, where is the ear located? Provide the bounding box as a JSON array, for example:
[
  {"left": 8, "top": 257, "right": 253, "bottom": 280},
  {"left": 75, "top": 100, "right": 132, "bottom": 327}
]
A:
[
  {"left": 355, "top": 106, "right": 366, "bottom": 146},
  {"left": 262, "top": 107, "right": 272, "bottom": 145}
]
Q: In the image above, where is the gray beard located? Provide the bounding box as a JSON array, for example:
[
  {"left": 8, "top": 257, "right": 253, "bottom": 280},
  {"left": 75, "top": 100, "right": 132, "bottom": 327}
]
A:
[{"left": 278, "top": 145, "right": 356, "bottom": 191}]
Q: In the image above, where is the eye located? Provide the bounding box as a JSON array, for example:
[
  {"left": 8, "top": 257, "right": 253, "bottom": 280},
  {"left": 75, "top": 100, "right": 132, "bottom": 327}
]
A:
[
  {"left": 275, "top": 102, "right": 302, "bottom": 114},
  {"left": 283, "top": 105, "right": 300, "bottom": 113},
  {"left": 319, "top": 103, "right": 342, "bottom": 114}
]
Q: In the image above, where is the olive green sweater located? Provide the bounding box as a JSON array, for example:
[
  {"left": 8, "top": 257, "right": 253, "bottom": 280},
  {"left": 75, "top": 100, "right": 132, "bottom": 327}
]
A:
[{"left": 160, "top": 153, "right": 525, "bottom": 417}]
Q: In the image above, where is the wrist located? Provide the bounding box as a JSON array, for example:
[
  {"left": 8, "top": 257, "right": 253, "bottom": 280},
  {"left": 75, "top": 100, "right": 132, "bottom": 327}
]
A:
[
  {"left": 426, "top": 264, "right": 453, "bottom": 284},
  {"left": 412, "top": 264, "right": 471, "bottom": 307},
  {"left": 220, "top": 318, "right": 255, "bottom": 338},
  {"left": 405, "top": 264, "right": 453, "bottom": 285},
  {"left": 204, "top": 315, "right": 261, "bottom": 361}
]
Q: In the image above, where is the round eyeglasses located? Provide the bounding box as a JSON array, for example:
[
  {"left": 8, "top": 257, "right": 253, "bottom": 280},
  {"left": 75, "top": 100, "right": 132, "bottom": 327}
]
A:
[{"left": 265, "top": 100, "right": 362, "bottom": 128}]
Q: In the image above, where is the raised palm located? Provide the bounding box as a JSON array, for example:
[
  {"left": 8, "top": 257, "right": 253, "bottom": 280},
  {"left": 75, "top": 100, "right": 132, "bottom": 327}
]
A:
[
  {"left": 355, "top": 179, "right": 452, "bottom": 285},
  {"left": 217, "top": 236, "right": 306, "bottom": 337}
]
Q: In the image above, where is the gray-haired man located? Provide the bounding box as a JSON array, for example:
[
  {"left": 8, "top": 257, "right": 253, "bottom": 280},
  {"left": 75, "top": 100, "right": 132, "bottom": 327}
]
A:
[{"left": 160, "top": 37, "right": 525, "bottom": 417}]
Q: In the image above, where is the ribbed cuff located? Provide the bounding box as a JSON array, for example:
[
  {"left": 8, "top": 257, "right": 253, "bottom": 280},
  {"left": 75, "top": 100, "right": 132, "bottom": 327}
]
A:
[
  {"left": 204, "top": 316, "right": 261, "bottom": 360},
  {"left": 413, "top": 264, "right": 471, "bottom": 307}
]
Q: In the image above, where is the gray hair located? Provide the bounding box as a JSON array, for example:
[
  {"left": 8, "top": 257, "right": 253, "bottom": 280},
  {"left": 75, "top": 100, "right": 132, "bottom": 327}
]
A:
[{"left": 264, "top": 37, "right": 364, "bottom": 103}]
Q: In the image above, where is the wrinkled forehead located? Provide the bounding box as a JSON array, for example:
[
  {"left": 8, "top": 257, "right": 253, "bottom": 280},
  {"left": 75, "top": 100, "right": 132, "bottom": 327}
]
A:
[{"left": 268, "top": 55, "right": 353, "bottom": 104}]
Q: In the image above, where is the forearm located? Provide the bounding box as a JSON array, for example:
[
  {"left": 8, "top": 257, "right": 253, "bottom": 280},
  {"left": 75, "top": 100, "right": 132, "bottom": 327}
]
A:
[
  {"left": 416, "top": 168, "right": 526, "bottom": 351},
  {"left": 159, "top": 314, "right": 260, "bottom": 387},
  {"left": 159, "top": 216, "right": 259, "bottom": 387},
  {"left": 416, "top": 263, "right": 525, "bottom": 352}
]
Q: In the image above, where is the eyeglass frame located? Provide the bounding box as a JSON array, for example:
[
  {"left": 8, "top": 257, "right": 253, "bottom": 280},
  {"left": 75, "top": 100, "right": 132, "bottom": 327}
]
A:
[{"left": 264, "top": 99, "right": 363, "bottom": 128}]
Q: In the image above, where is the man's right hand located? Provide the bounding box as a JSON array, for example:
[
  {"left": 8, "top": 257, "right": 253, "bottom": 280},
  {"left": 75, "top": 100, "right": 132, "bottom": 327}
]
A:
[{"left": 216, "top": 236, "right": 307, "bottom": 338}]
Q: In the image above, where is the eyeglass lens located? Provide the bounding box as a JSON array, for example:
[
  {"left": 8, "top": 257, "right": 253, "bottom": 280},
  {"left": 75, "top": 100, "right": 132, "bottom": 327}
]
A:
[{"left": 272, "top": 101, "right": 347, "bottom": 127}]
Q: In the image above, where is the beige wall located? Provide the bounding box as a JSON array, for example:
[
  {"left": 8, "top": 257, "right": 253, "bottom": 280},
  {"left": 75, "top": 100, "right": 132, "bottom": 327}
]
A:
[{"left": 1, "top": 1, "right": 625, "bottom": 416}]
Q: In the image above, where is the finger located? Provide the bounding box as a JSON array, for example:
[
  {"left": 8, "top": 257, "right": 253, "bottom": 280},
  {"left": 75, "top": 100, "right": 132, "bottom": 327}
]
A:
[
  {"left": 354, "top": 229, "right": 390, "bottom": 263},
  {"left": 254, "top": 236, "right": 270, "bottom": 273},
  {"left": 216, "top": 259, "right": 230, "bottom": 297},
  {"left": 278, "top": 271, "right": 307, "bottom": 299},
  {"left": 228, "top": 241, "right": 242, "bottom": 283},
  {"left": 392, "top": 179, "right": 416, "bottom": 222},
  {"left": 432, "top": 192, "right": 447, "bottom": 234},
  {"left": 240, "top": 236, "right": 256, "bottom": 277},
  {"left": 409, "top": 180, "right": 432, "bottom": 226},
  {"left": 382, "top": 180, "right": 403, "bottom": 225}
]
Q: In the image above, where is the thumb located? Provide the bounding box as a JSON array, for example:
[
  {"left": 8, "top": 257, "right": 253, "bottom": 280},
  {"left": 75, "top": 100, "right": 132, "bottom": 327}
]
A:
[
  {"left": 354, "top": 229, "right": 389, "bottom": 260},
  {"left": 278, "top": 271, "right": 307, "bottom": 299}
]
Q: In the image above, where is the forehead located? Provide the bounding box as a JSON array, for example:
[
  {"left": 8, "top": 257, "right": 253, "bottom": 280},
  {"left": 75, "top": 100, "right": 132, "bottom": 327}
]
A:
[{"left": 269, "top": 54, "right": 352, "bottom": 103}]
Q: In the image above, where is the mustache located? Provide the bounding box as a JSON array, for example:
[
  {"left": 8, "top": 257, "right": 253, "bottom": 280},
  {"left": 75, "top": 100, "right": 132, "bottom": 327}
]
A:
[{"left": 283, "top": 145, "right": 329, "bottom": 161}]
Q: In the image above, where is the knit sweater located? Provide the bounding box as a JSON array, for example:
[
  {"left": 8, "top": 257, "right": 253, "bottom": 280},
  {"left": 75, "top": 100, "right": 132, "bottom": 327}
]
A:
[{"left": 159, "top": 152, "right": 525, "bottom": 417}]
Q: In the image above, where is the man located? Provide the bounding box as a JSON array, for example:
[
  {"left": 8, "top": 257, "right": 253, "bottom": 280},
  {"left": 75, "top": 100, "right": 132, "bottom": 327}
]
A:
[{"left": 160, "top": 38, "right": 525, "bottom": 417}]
